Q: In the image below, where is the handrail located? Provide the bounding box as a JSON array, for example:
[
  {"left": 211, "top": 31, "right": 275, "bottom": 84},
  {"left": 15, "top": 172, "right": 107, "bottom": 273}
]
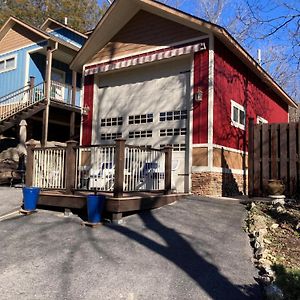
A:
[
  {"left": 0, "top": 82, "right": 45, "bottom": 122},
  {"left": 0, "top": 84, "right": 30, "bottom": 104}
]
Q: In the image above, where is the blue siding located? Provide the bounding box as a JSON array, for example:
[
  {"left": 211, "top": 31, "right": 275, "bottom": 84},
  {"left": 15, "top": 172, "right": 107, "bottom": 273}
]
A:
[
  {"left": 29, "top": 52, "right": 46, "bottom": 84},
  {"left": 0, "top": 42, "right": 46, "bottom": 98},
  {"left": 48, "top": 28, "right": 86, "bottom": 48}
]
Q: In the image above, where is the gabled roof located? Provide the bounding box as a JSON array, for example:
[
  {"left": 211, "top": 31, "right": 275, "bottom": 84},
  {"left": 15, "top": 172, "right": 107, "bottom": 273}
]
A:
[
  {"left": 40, "top": 17, "right": 88, "bottom": 39},
  {"left": 70, "top": 0, "right": 297, "bottom": 109},
  {"left": 0, "top": 16, "right": 82, "bottom": 53},
  {"left": 0, "top": 16, "right": 49, "bottom": 42}
]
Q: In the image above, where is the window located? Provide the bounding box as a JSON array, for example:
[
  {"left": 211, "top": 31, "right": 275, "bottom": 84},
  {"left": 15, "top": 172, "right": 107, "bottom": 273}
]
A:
[
  {"left": 128, "top": 113, "right": 153, "bottom": 125},
  {"left": 160, "top": 128, "right": 186, "bottom": 137},
  {"left": 0, "top": 55, "right": 17, "bottom": 73},
  {"left": 100, "top": 132, "right": 122, "bottom": 140},
  {"left": 101, "top": 117, "right": 123, "bottom": 127},
  {"left": 231, "top": 100, "right": 245, "bottom": 130},
  {"left": 160, "top": 110, "right": 187, "bottom": 122},
  {"left": 257, "top": 116, "right": 268, "bottom": 124},
  {"left": 128, "top": 130, "right": 152, "bottom": 139},
  {"left": 160, "top": 144, "right": 186, "bottom": 152}
]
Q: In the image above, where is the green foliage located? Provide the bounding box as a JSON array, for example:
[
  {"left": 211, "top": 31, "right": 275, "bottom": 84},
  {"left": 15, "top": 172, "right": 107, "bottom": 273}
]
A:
[
  {"left": 0, "top": 0, "right": 106, "bottom": 32},
  {"left": 273, "top": 264, "right": 300, "bottom": 300}
]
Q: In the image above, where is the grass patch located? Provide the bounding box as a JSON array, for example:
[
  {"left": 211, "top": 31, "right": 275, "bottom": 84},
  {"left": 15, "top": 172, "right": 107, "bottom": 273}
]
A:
[{"left": 272, "top": 264, "right": 300, "bottom": 300}]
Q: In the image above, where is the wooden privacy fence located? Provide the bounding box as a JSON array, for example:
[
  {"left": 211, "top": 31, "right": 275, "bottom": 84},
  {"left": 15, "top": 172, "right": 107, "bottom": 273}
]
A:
[
  {"left": 26, "top": 139, "right": 172, "bottom": 197},
  {"left": 248, "top": 118, "right": 300, "bottom": 197}
]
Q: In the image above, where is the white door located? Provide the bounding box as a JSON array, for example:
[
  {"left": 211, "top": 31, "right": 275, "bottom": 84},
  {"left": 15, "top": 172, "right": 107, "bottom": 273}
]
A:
[
  {"left": 94, "top": 58, "right": 191, "bottom": 193},
  {"left": 51, "top": 68, "right": 65, "bottom": 101}
]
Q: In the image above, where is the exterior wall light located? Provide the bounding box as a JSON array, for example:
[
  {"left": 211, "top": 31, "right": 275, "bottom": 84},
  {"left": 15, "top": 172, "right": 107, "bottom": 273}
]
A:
[
  {"left": 82, "top": 105, "right": 90, "bottom": 115},
  {"left": 194, "top": 88, "right": 203, "bottom": 102}
]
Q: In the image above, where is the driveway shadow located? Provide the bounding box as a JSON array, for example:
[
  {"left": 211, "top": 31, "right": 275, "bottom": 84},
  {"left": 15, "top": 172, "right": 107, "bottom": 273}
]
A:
[{"left": 108, "top": 211, "right": 262, "bottom": 299}]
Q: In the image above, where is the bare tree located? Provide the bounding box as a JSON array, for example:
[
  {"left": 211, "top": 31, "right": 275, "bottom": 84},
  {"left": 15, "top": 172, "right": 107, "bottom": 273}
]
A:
[{"left": 158, "top": 0, "right": 300, "bottom": 102}]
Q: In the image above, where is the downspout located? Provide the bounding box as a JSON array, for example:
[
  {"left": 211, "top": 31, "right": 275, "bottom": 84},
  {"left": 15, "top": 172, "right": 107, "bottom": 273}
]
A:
[{"left": 42, "top": 41, "right": 58, "bottom": 146}]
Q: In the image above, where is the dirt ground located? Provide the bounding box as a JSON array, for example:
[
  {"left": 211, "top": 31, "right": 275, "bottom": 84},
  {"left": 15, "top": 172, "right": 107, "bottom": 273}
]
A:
[{"left": 253, "top": 201, "right": 300, "bottom": 269}]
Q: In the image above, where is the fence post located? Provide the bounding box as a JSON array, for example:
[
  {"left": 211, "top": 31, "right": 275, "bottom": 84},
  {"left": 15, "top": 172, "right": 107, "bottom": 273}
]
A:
[
  {"left": 65, "top": 140, "right": 78, "bottom": 194},
  {"left": 25, "top": 142, "right": 36, "bottom": 187},
  {"left": 28, "top": 76, "right": 35, "bottom": 102},
  {"left": 114, "top": 138, "right": 126, "bottom": 198},
  {"left": 248, "top": 118, "right": 254, "bottom": 197},
  {"left": 164, "top": 145, "right": 172, "bottom": 195}
]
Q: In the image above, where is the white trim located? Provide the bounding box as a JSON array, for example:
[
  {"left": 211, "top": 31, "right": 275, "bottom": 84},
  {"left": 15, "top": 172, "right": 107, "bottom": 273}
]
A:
[
  {"left": 188, "top": 55, "right": 194, "bottom": 193},
  {"left": 79, "top": 70, "right": 85, "bottom": 145},
  {"left": 24, "top": 46, "right": 44, "bottom": 88},
  {"left": 83, "top": 35, "right": 209, "bottom": 69},
  {"left": 192, "top": 166, "right": 248, "bottom": 175},
  {"left": 257, "top": 116, "right": 268, "bottom": 124},
  {"left": 0, "top": 54, "right": 17, "bottom": 74},
  {"left": 207, "top": 34, "right": 214, "bottom": 168},
  {"left": 192, "top": 143, "right": 248, "bottom": 155},
  {"left": 231, "top": 99, "right": 246, "bottom": 130}
]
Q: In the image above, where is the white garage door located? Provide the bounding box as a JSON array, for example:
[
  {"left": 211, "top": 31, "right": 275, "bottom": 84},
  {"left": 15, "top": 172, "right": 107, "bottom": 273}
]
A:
[{"left": 93, "top": 57, "right": 191, "bottom": 192}]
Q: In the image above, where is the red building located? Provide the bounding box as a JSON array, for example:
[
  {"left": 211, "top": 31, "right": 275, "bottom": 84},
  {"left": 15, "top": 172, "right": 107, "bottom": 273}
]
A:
[{"left": 71, "top": 0, "right": 297, "bottom": 196}]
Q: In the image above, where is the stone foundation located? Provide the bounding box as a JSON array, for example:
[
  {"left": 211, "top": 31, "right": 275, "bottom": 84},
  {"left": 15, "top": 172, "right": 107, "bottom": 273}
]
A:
[{"left": 192, "top": 171, "right": 248, "bottom": 197}]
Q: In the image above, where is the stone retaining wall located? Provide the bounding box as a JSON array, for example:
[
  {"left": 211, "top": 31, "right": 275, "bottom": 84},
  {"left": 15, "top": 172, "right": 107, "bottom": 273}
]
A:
[{"left": 192, "top": 171, "right": 248, "bottom": 196}]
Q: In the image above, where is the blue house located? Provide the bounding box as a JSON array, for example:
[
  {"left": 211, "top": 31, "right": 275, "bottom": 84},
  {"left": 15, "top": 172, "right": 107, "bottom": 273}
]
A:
[{"left": 0, "top": 17, "right": 87, "bottom": 143}]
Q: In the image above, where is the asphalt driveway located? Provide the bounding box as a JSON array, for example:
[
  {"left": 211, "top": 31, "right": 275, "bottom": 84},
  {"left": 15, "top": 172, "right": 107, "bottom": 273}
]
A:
[{"left": 0, "top": 188, "right": 261, "bottom": 300}]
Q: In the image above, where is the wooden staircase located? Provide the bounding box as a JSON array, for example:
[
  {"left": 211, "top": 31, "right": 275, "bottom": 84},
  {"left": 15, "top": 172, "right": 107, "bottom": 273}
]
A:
[
  {"left": 0, "top": 82, "right": 46, "bottom": 134},
  {"left": 0, "top": 101, "right": 46, "bottom": 134}
]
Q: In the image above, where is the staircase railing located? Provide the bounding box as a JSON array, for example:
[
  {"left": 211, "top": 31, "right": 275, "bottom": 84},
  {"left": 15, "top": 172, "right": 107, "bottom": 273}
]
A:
[{"left": 0, "top": 82, "right": 45, "bottom": 122}]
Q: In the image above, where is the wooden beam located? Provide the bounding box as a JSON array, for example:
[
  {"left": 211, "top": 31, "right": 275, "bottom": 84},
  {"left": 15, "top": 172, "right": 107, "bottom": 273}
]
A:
[
  {"left": 65, "top": 140, "right": 78, "bottom": 194},
  {"left": 114, "top": 138, "right": 126, "bottom": 198},
  {"left": 70, "top": 112, "right": 75, "bottom": 139},
  {"left": 248, "top": 118, "right": 254, "bottom": 197},
  {"left": 164, "top": 145, "right": 172, "bottom": 195},
  {"left": 72, "top": 70, "right": 77, "bottom": 106},
  {"left": 25, "top": 142, "right": 36, "bottom": 187}
]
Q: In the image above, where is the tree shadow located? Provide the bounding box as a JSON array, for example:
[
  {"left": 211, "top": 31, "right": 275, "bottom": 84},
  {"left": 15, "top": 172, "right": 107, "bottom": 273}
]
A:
[{"left": 107, "top": 211, "right": 262, "bottom": 299}]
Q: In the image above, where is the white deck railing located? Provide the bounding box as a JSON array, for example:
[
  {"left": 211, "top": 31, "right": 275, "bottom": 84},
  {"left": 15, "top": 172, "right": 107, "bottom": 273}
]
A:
[
  {"left": 32, "top": 147, "right": 66, "bottom": 189},
  {"left": 74, "top": 144, "right": 165, "bottom": 192},
  {"left": 75, "top": 145, "right": 116, "bottom": 191},
  {"left": 124, "top": 146, "right": 165, "bottom": 191},
  {"left": 30, "top": 142, "right": 168, "bottom": 193}
]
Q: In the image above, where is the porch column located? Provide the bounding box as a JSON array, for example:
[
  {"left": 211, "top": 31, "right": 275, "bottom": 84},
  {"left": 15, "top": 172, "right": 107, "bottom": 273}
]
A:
[
  {"left": 65, "top": 140, "right": 78, "bottom": 194},
  {"left": 25, "top": 142, "right": 36, "bottom": 187},
  {"left": 42, "top": 46, "right": 53, "bottom": 147},
  {"left": 71, "top": 70, "right": 77, "bottom": 106},
  {"left": 70, "top": 112, "right": 75, "bottom": 139},
  {"left": 69, "top": 70, "right": 77, "bottom": 139}
]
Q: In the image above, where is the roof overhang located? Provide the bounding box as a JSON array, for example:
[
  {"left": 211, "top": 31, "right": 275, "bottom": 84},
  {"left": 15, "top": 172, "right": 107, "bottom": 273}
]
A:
[
  {"left": 0, "top": 16, "right": 82, "bottom": 54},
  {"left": 73, "top": 0, "right": 298, "bottom": 108},
  {"left": 40, "top": 18, "right": 88, "bottom": 39}
]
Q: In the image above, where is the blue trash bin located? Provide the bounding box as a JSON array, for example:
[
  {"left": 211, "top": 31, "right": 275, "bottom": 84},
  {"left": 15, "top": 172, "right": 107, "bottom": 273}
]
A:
[
  {"left": 22, "top": 187, "right": 41, "bottom": 211},
  {"left": 87, "top": 195, "right": 105, "bottom": 224}
]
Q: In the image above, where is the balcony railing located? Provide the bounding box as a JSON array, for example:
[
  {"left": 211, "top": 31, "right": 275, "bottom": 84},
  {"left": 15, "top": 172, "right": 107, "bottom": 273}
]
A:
[{"left": 50, "top": 81, "right": 81, "bottom": 107}]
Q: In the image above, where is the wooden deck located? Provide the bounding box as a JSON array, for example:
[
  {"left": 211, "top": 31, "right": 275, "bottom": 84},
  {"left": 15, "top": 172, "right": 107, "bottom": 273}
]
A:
[{"left": 38, "top": 190, "right": 186, "bottom": 222}]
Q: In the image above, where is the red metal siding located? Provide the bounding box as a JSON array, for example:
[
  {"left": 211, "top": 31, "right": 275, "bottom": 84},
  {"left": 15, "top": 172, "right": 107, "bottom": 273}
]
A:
[
  {"left": 82, "top": 75, "right": 94, "bottom": 146},
  {"left": 213, "top": 39, "right": 288, "bottom": 151},
  {"left": 193, "top": 43, "right": 209, "bottom": 144}
]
